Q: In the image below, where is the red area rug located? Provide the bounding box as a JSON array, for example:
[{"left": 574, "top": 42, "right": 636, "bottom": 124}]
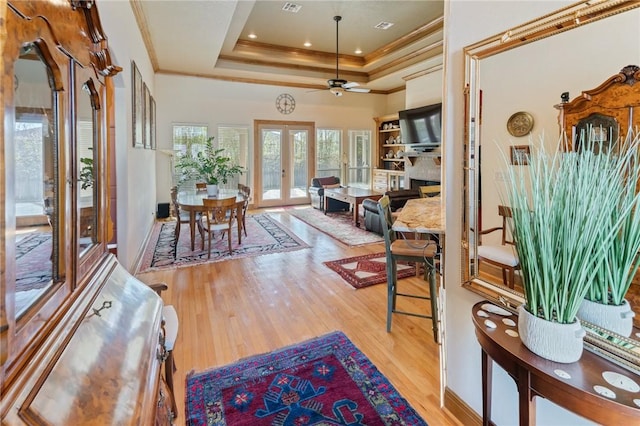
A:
[
  {"left": 324, "top": 252, "right": 416, "bottom": 289},
  {"left": 288, "top": 207, "right": 383, "bottom": 246},
  {"left": 137, "top": 213, "right": 309, "bottom": 273},
  {"left": 185, "top": 331, "right": 427, "bottom": 426}
]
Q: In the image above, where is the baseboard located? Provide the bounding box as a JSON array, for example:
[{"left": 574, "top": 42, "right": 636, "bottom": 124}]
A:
[
  {"left": 444, "top": 387, "right": 482, "bottom": 426},
  {"left": 132, "top": 218, "right": 157, "bottom": 275}
]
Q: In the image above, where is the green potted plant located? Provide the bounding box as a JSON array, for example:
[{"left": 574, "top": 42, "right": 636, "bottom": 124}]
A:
[
  {"left": 79, "top": 156, "right": 94, "bottom": 190},
  {"left": 175, "top": 137, "right": 243, "bottom": 196},
  {"left": 578, "top": 134, "right": 640, "bottom": 337},
  {"left": 502, "top": 134, "right": 639, "bottom": 363}
]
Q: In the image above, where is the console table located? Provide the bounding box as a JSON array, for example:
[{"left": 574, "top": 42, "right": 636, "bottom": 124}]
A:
[{"left": 472, "top": 301, "right": 640, "bottom": 425}]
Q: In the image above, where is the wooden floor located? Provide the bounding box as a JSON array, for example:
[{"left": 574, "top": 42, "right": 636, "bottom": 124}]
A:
[{"left": 135, "top": 207, "right": 461, "bottom": 425}]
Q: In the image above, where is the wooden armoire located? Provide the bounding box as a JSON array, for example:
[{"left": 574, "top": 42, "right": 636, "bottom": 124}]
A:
[{"left": 1, "top": 1, "right": 174, "bottom": 424}]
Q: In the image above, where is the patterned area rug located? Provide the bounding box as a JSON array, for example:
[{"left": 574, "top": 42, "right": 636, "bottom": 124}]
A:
[
  {"left": 324, "top": 252, "right": 417, "bottom": 289},
  {"left": 288, "top": 207, "right": 383, "bottom": 246},
  {"left": 137, "top": 213, "right": 309, "bottom": 273},
  {"left": 185, "top": 331, "right": 427, "bottom": 426},
  {"left": 16, "top": 232, "right": 52, "bottom": 292}
]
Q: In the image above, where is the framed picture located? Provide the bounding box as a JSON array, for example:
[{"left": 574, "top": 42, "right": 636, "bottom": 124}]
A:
[
  {"left": 150, "top": 95, "right": 156, "bottom": 150},
  {"left": 510, "top": 145, "right": 530, "bottom": 165},
  {"left": 131, "top": 61, "right": 143, "bottom": 148},
  {"left": 143, "top": 83, "right": 151, "bottom": 149}
]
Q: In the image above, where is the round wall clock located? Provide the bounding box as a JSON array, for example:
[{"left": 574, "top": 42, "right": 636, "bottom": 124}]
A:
[
  {"left": 276, "top": 93, "right": 295, "bottom": 114},
  {"left": 507, "top": 111, "right": 534, "bottom": 137}
]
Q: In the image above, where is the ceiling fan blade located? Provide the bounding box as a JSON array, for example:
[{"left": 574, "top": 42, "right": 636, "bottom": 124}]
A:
[
  {"left": 342, "top": 81, "right": 360, "bottom": 89},
  {"left": 345, "top": 87, "right": 371, "bottom": 93}
]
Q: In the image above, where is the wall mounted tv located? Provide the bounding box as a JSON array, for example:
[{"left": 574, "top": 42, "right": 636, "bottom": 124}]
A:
[{"left": 399, "top": 103, "right": 442, "bottom": 146}]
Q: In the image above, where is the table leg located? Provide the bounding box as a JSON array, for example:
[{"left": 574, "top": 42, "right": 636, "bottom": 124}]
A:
[
  {"left": 353, "top": 201, "right": 360, "bottom": 227},
  {"left": 189, "top": 211, "right": 196, "bottom": 251},
  {"left": 517, "top": 367, "right": 535, "bottom": 426},
  {"left": 236, "top": 205, "right": 242, "bottom": 244},
  {"left": 482, "top": 349, "right": 492, "bottom": 426}
]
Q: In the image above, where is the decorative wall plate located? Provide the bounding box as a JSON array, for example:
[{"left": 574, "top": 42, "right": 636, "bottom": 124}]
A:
[{"left": 507, "top": 111, "right": 534, "bottom": 137}]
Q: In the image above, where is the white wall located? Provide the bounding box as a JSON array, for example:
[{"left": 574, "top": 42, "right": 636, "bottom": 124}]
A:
[
  {"left": 98, "top": 1, "right": 157, "bottom": 270},
  {"left": 443, "top": 1, "right": 603, "bottom": 424},
  {"left": 154, "top": 74, "right": 393, "bottom": 203}
]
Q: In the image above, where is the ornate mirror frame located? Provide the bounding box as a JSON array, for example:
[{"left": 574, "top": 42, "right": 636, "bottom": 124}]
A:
[{"left": 462, "top": 0, "right": 640, "bottom": 371}]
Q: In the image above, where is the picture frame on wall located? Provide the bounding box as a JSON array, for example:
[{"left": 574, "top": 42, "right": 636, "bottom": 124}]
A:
[
  {"left": 510, "top": 145, "right": 531, "bottom": 166},
  {"left": 143, "top": 83, "right": 151, "bottom": 149},
  {"left": 132, "top": 61, "right": 143, "bottom": 148},
  {"left": 150, "top": 95, "right": 156, "bottom": 150}
]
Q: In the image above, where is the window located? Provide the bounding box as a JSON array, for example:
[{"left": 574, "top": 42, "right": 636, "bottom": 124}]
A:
[
  {"left": 172, "top": 124, "right": 207, "bottom": 190},
  {"left": 218, "top": 126, "right": 250, "bottom": 189},
  {"left": 316, "top": 129, "right": 341, "bottom": 178},
  {"left": 348, "top": 130, "right": 371, "bottom": 188}
]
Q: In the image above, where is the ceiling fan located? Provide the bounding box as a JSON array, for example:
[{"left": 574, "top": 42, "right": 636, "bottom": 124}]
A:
[{"left": 325, "top": 16, "right": 371, "bottom": 97}]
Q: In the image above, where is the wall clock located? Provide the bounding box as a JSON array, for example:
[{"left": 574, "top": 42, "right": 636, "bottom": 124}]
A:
[
  {"left": 276, "top": 93, "right": 295, "bottom": 114},
  {"left": 507, "top": 111, "right": 534, "bottom": 137}
]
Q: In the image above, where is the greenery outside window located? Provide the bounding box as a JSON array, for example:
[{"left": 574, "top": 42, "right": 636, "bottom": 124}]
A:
[
  {"left": 218, "top": 126, "right": 250, "bottom": 189},
  {"left": 172, "top": 124, "right": 207, "bottom": 190},
  {"left": 316, "top": 129, "right": 341, "bottom": 179},
  {"left": 348, "top": 130, "right": 371, "bottom": 188}
]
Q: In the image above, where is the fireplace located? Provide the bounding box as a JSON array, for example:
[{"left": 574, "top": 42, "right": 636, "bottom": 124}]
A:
[{"left": 410, "top": 179, "right": 440, "bottom": 191}]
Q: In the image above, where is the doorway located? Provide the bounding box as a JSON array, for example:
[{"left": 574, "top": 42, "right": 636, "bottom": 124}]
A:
[{"left": 254, "top": 120, "right": 314, "bottom": 207}]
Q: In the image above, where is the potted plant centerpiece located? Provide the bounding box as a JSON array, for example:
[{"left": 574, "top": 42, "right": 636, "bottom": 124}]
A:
[
  {"left": 175, "top": 137, "right": 243, "bottom": 196},
  {"left": 578, "top": 133, "right": 640, "bottom": 337},
  {"left": 502, "top": 134, "right": 640, "bottom": 363}
]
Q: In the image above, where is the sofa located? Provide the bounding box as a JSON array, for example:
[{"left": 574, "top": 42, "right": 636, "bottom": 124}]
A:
[
  {"left": 362, "top": 189, "right": 420, "bottom": 235},
  {"left": 308, "top": 176, "right": 350, "bottom": 212}
]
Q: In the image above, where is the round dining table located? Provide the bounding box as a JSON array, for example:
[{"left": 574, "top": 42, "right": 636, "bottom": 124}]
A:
[{"left": 177, "top": 189, "right": 246, "bottom": 251}]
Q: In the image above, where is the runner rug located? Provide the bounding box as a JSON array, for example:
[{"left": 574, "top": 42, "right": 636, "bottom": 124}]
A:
[
  {"left": 324, "top": 252, "right": 417, "bottom": 289},
  {"left": 288, "top": 207, "right": 383, "bottom": 246},
  {"left": 185, "top": 330, "right": 428, "bottom": 426},
  {"left": 137, "top": 213, "right": 309, "bottom": 273}
]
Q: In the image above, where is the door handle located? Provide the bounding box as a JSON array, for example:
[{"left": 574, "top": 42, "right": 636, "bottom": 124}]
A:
[{"left": 282, "top": 169, "right": 285, "bottom": 177}]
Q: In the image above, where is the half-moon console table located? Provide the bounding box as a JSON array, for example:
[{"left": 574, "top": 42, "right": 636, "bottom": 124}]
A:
[{"left": 472, "top": 301, "right": 640, "bottom": 425}]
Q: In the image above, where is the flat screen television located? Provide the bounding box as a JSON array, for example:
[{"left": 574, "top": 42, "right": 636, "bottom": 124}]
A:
[{"left": 398, "top": 103, "right": 442, "bottom": 146}]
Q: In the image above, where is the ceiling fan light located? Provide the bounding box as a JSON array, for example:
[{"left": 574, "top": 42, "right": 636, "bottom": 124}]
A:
[{"left": 330, "top": 87, "right": 344, "bottom": 97}]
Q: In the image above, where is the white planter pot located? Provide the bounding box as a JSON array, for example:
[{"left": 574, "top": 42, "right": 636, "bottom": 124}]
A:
[
  {"left": 206, "top": 184, "right": 218, "bottom": 197},
  {"left": 517, "top": 305, "right": 586, "bottom": 363},
  {"left": 577, "top": 298, "right": 635, "bottom": 337}
]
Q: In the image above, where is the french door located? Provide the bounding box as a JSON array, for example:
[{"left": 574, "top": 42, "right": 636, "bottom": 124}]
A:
[{"left": 254, "top": 120, "right": 315, "bottom": 207}]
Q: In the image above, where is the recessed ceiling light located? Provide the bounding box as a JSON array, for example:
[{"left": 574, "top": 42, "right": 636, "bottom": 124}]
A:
[
  {"left": 304, "top": 42, "right": 312, "bottom": 47},
  {"left": 374, "top": 21, "right": 394, "bottom": 30},
  {"left": 248, "top": 33, "right": 257, "bottom": 39},
  {"left": 354, "top": 49, "right": 362, "bottom": 54}
]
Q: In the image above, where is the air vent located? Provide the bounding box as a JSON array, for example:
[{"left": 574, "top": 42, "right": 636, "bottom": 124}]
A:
[
  {"left": 282, "top": 2, "right": 302, "bottom": 13},
  {"left": 374, "top": 21, "right": 395, "bottom": 30}
]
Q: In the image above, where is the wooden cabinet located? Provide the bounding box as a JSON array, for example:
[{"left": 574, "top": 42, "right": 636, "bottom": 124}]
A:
[
  {"left": 1, "top": 2, "right": 172, "bottom": 424},
  {"left": 374, "top": 114, "right": 407, "bottom": 191}
]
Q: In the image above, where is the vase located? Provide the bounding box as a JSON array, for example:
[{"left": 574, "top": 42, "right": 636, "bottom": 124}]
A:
[
  {"left": 577, "top": 298, "right": 635, "bottom": 337},
  {"left": 517, "top": 305, "right": 586, "bottom": 363},
  {"left": 206, "top": 184, "right": 218, "bottom": 197}
]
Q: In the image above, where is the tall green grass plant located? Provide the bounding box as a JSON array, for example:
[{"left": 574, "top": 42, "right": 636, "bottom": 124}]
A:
[{"left": 503, "top": 133, "right": 640, "bottom": 324}]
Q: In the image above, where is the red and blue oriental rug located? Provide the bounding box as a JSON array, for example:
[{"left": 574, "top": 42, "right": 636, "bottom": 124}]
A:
[{"left": 185, "top": 331, "right": 427, "bottom": 425}]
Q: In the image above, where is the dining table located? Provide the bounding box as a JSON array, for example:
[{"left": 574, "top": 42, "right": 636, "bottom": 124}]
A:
[{"left": 177, "top": 189, "right": 246, "bottom": 251}]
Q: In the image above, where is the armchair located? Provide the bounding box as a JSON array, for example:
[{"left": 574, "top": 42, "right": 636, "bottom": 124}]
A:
[
  {"left": 362, "top": 189, "right": 420, "bottom": 234},
  {"left": 308, "top": 176, "right": 350, "bottom": 212}
]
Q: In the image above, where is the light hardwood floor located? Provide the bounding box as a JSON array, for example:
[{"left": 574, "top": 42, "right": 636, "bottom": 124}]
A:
[{"left": 135, "top": 208, "right": 461, "bottom": 425}]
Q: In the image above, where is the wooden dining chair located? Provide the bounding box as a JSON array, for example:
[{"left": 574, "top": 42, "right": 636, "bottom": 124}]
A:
[
  {"left": 477, "top": 205, "right": 520, "bottom": 289},
  {"left": 239, "top": 184, "right": 251, "bottom": 237},
  {"left": 170, "top": 186, "right": 190, "bottom": 249},
  {"left": 377, "top": 195, "right": 439, "bottom": 341},
  {"left": 199, "top": 196, "right": 238, "bottom": 257}
]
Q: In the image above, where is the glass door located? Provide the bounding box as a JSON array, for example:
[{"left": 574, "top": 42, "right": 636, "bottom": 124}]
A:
[{"left": 255, "top": 121, "right": 314, "bottom": 207}]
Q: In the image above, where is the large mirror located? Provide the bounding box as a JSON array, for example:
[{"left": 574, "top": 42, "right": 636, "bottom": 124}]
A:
[
  {"left": 76, "top": 76, "right": 99, "bottom": 257},
  {"left": 463, "top": 1, "right": 640, "bottom": 366},
  {"left": 12, "top": 43, "right": 59, "bottom": 318}
]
